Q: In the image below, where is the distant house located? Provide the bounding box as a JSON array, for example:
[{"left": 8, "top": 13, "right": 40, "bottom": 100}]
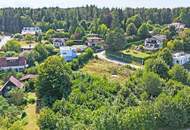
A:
[
  {"left": 20, "top": 74, "right": 38, "bottom": 82},
  {"left": 0, "top": 76, "right": 24, "bottom": 96},
  {"left": 71, "top": 45, "right": 88, "bottom": 52},
  {"left": 86, "top": 36, "right": 104, "bottom": 47},
  {"left": 173, "top": 52, "right": 190, "bottom": 65},
  {"left": 52, "top": 38, "right": 68, "bottom": 48},
  {"left": 21, "top": 44, "right": 34, "bottom": 51},
  {"left": 168, "top": 23, "right": 185, "bottom": 32},
  {"left": 0, "top": 57, "right": 28, "bottom": 71},
  {"left": 21, "top": 27, "right": 42, "bottom": 35},
  {"left": 60, "top": 46, "right": 77, "bottom": 61},
  {"left": 144, "top": 35, "right": 167, "bottom": 51}
]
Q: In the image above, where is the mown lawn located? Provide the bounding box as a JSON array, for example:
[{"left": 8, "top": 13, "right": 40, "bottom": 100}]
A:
[
  {"left": 18, "top": 40, "right": 38, "bottom": 48},
  {"left": 122, "top": 49, "right": 151, "bottom": 59},
  {"left": 81, "top": 59, "right": 134, "bottom": 84},
  {"left": 23, "top": 93, "right": 39, "bottom": 130}
]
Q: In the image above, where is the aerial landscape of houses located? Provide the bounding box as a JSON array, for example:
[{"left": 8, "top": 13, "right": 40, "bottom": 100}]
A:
[{"left": 0, "top": 0, "right": 190, "bottom": 130}]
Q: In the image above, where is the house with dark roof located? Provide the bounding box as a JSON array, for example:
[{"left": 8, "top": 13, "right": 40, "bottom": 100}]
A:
[
  {"left": 86, "top": 36, "right": 104, "bottom": 47},
  {"left": 0, "top": 57, "right": 28, "bottom": 71},
  {"left": 52, "top": 38, "right": 68, "bottom": 48},
  {"left": 144, "top": 35, "right": 167, "bottom": 51},
  {"left": 0, "top": 76, "right": 24, "bottom": 96}
]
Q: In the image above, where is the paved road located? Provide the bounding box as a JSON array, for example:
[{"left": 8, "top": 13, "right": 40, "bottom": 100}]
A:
[
  {"left": 95, "top": 51, "right": 143, "bottom": 69},
  {"left": 0, "top": 36, "right": 11, "bottom": 49}
]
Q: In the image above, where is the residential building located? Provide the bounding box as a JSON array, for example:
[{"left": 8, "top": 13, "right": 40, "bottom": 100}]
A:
[
  {"left": 21, "top": 27, "right": 42, "bottom": 35},
  {"left": 144, "top": 35, "right": 166, "bottom": 51},
  {"left": 173, "top": 52, "right": 190, "bottom": 65},
  {"left": 52, "top": 38, "right": 68, "bottom": 48},
  {"left": 86, "top": 36, "right": 104, "bottom": 47},
  {"left": 0, "top": 76, "right": 24, "bottom": 96},
  {"left": 0, "top": 57, "right": 28, "bottom": 71},
  {"left": 168, "top": 22, "right": 185, "bottom": 32},
  {"left": 60, "top": 46, "right": 77, "bottom": 61}
]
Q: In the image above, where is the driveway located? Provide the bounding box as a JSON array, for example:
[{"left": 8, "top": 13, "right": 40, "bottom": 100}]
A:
[
  {"left": 95, "top": 51, "right": 143, "bottom": 69},
  {"left": 0, "top": 36, "right": 11, "bottom": 49}
]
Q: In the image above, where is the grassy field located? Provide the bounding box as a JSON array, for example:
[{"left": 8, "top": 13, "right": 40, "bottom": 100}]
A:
[
  {"left": 122, "top": 49, "right": 151, "bottom": 59},
  {"left": 18, "top": 40, "right": 38, "bottom": 48},
  {"left": 23, "top": 93, "right": 39, "bottom": 130},
  {"left": 81, "top": 59, "right": 134, "bottom": 83}
]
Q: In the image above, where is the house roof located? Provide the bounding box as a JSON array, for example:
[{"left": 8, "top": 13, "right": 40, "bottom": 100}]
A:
[
  {"left": 87, "top": 37, "right": 103, "bottom": 40},
  {"left": 0, "top": 76, "right": 24, "bottom": 92},
  {"left": 173, "top": 52, "right": 190, "bottom": 58},
  {"left": 153, "top": 35, "right": 167, "bottom": 41},
  {"left": 20, "top": 74, "right": 37, "bottom": 81},
  {"left": 0, "top": 57, "right": 27, "bottom": 68}
]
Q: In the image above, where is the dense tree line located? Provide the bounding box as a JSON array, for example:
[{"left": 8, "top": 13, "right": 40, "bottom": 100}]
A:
[{"left": 0, "top": 6, "right": 190, "bottom": 33}]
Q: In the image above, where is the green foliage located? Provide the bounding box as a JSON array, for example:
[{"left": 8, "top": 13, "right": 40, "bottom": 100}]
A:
[
  {"left": 126, "top": 23, "right": 137, "bottom": 36},
  {"left": 158, "top": 48, "right": 173, "bottom": 67},
  {"left": 137, "top": 23, "right": 150, "bottom": 38},
  {"left": 3, "top": 40, "right": 21, "bottom": 52},
  {"left": 169, "top": 64, "right": 190, "bottom": 85},
  {"left": 38, "top": 108, "right": 58, "bottom": 130},
  {"left": 126, "top": 15, "right": 143, "bottom": 28},
  {"left": 180, "top": 9, "right": 190, "bottom": 27},
  {"left": 106, "top": 28, "right": 126, "bottom": 51},
  {"left": 37, "top": 56, "right": 72, "bottom": 106},
  {"left": 143, "top": 72, "right": 163, "bottom": 97},
  {"left": 7, "top": 88, "right": 26, "bottom": 106},
  {"left": 167, "top": 39, "right": 184, "bottom": 51},
  {"left": 145, "top": 58, "right": 169, "bottom": 78}
]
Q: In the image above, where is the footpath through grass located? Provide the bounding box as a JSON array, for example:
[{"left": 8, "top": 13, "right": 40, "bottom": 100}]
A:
[{"left": 23, "top": 93, "right": 39, "bottom": 130}]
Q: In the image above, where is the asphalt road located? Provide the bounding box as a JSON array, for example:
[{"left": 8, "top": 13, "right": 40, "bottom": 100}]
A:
[
  {"left": 95, "top": 51, "right": 143, "bottom": 69},
  {"left": 0, "top": 36, "right": 11, "bottom": 49}
]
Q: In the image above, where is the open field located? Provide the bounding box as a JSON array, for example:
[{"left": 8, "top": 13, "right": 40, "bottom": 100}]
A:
[
  {"left": 122, "top": 49, "right": 151, "bottom": 59},
  {"left": 81, "top": 59, "right": 134, "bottom": 83}
]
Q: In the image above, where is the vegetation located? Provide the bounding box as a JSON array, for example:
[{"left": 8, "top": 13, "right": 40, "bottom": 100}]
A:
[
  {"left": 81, "top": 59, "right": 134, "bottom": 83},
  {"left": 1, "top": 5, "right": 190, "bottom": 130}
]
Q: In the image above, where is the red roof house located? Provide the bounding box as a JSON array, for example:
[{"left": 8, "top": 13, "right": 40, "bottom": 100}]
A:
[
  {"left": 0, "top": 57, "right": 28, "bottom": 71},
  {"left": 0, "top": 76, "right": 24, "bottom": 96}
]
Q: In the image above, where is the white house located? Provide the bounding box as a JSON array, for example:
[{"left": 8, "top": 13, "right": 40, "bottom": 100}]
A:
[
  {"left": 52, "top": 38, "right": 68, "bottom": 48},
  {"left": 60, "top": 46, "right": 77, "bottom": 62},
  {"left": 168, "top": 23, "right": 185, "bottom": 32},
  {"left": 173, "top": 52, "right": 190, "bottom": 65},
  {"left": 144, "top": 35, "right": 166, "bottom": 51},
  {"left": 21, "top": 27, "right": 42, "bottom": 35}
]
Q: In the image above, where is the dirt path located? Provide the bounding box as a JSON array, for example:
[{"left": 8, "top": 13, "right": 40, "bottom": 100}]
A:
[{"left": 23, "top": 93, "right": 39, "bottom": 130}]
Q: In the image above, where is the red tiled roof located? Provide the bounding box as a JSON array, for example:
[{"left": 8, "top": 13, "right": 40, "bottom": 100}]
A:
[
  {"left": 0, "top": 76, "right": 24, "bottom": 92},
  {"left": 9, "top": 76, "right": 24, "bottom": 88}
]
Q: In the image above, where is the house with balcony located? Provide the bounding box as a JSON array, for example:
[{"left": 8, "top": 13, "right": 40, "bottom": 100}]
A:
[
  {"left": 21, "top": 27, "right": 42, "bottom": 35},
  {"left": 52, "top": 38, "right": 68, "bottom": 48},
  {"left": 86, "top": 34, "right": 104, "bottom": 47},
  {"left": 144, "top": 35, "right": 166, "bottom": 51},
  {"left": 0, "top": 57, "right": 28, "bottom": 71}
]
